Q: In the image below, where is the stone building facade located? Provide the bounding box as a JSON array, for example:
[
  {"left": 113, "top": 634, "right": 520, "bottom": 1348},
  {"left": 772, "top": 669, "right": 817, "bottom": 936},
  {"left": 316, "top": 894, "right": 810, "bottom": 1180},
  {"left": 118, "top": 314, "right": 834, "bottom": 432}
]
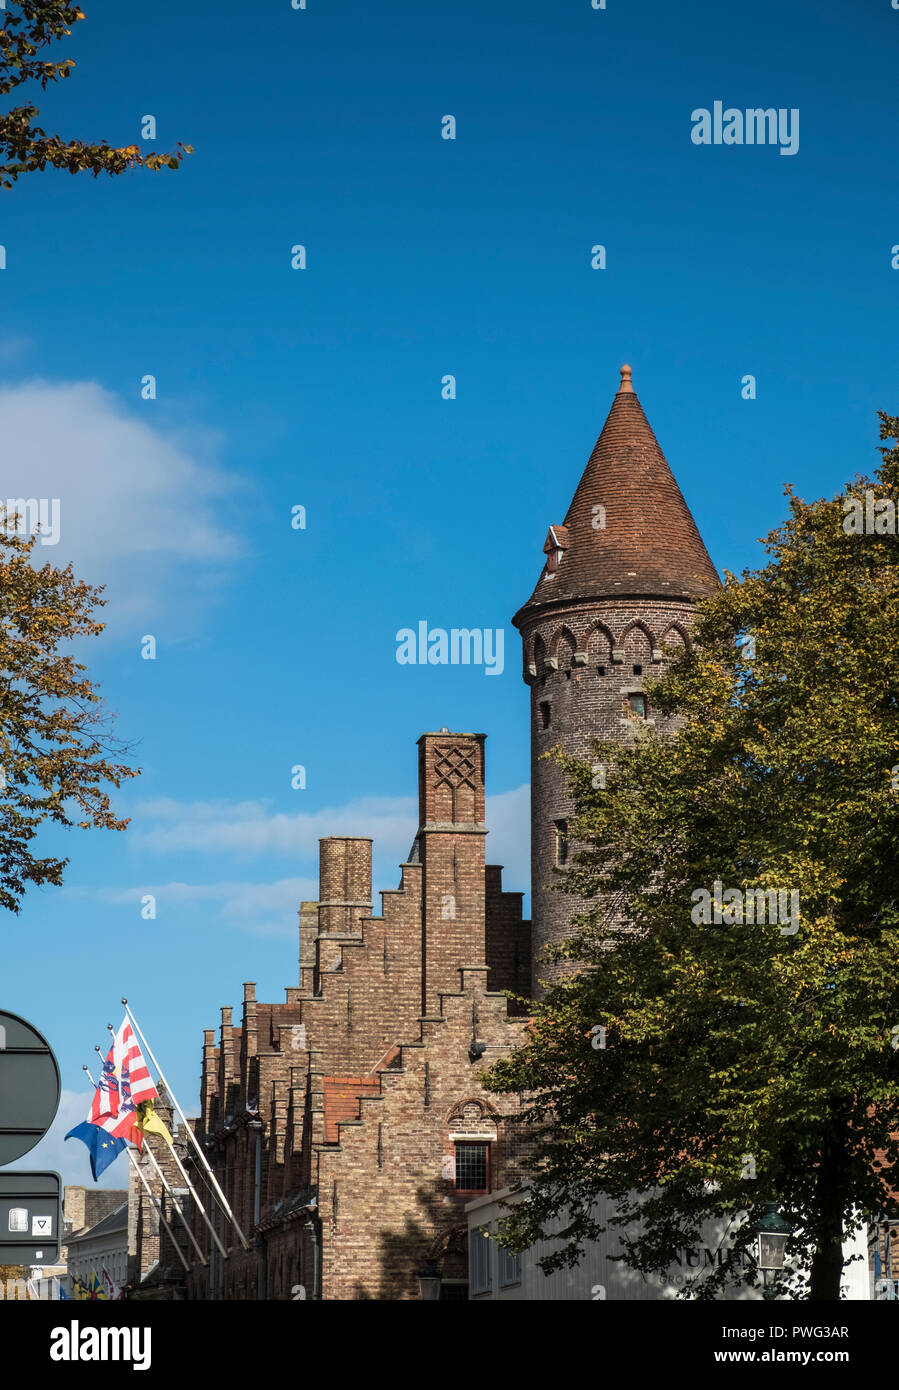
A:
[
  {"left": 141, "top": 731, "right": 532, "bottom": 1300},
  {"left": 132, "top": 365, "right": 719, "bottom": 1298}
]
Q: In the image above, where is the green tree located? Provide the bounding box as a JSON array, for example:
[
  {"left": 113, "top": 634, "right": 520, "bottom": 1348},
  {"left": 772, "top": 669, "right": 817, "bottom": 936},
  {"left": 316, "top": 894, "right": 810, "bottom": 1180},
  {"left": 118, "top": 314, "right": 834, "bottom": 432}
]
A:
[
  {"left": 484, "top": 413, "right": 899, "bottom": 1301},
  {"left": 1, "top": 1, "right": 190, "bottom": 189},
  {"left": 0, "top": 522, "right": 138, "bottom": 913}
]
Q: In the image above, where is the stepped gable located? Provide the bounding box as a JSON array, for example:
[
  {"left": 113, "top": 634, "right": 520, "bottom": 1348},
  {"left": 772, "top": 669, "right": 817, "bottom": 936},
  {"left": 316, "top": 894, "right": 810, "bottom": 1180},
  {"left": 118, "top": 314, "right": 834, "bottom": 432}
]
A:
[
  {"left": 163, "top": 730, "right": 532, "bottom": 1300},
  {"left": 514, "top": 364, "right": 719, "bottom": 623}
]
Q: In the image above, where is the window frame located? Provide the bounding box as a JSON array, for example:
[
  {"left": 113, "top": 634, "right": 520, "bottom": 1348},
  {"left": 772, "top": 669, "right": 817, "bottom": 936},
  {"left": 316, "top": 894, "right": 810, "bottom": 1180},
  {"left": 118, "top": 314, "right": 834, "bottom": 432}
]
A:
[{"left": 453, "top": 1140, "right": 490, "bottom": 1195}]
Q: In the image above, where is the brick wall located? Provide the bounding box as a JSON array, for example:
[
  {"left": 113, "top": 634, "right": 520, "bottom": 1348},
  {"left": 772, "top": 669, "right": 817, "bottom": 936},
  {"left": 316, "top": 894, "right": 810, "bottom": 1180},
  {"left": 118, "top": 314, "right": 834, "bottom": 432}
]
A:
[
  {"left": 148, "top": 729, "right": 531, "bottom": 1301},
  {"left": 519, "top": 597, "right": 696, "bottom": 992}
]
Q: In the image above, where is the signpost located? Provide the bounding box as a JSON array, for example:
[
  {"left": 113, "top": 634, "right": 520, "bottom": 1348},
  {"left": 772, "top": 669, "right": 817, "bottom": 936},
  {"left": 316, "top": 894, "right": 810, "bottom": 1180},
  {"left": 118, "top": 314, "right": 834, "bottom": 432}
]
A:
[
  {"left": 0, "top": 1170, "right": 61, "bottom": 1264},
  {"left": 0, "top": 1009, "right": 61, "bottom": 1165},
  {"left": 0, "top": 1010, "right": 63, "bottom": 1268}
]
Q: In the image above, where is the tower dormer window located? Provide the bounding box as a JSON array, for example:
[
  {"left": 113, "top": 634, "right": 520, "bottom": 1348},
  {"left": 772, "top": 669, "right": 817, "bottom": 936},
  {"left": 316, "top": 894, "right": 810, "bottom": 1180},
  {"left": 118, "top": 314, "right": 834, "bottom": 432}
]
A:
[
  {"left": 542, "top": 525, "right": 569, "bottom": 579},
  {"left": 627, "top": 694, "right": 647, "bottom": 719}
]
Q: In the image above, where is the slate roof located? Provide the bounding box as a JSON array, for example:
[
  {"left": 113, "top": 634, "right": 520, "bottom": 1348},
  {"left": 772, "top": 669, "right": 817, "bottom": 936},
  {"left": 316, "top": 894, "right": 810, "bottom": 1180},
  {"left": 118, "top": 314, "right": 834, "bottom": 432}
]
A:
[{"left": 67, "top": 1201, "right": 128, "bottom": 1244}]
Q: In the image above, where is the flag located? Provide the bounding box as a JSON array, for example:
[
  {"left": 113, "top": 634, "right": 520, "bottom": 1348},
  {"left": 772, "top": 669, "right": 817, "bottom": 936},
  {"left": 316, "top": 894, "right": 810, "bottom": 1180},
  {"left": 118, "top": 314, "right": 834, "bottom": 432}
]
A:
[
  {"left": 66, "top": 1016, "right": 159, "bottom": 1170},
  {"left": 94, "top": 1049, "right": 120, "bottom": 1120},
  {"left": 90, "top": 1017, "right": 158, "bottom": 1130},
  {"left": 89, "top": 1017, "right": 159, "bottom": 1146},
  {"left": 135, "top": 1099, "right": 172, "bottom": 1146},
  {"left": 64, "top": 1120, "right": 127, "bottom": 1181}
]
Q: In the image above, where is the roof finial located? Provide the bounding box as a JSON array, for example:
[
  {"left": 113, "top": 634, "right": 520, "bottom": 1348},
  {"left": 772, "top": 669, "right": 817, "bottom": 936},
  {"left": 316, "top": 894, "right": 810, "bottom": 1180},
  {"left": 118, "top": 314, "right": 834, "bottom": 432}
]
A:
[{"left": 618, "top": 363, "right": 634, "bottom": 394}]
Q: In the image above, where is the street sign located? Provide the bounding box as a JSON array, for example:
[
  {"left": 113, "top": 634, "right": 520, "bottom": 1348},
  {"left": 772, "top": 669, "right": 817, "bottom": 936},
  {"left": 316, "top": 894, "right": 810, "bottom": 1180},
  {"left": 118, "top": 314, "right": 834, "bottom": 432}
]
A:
[
  {"left": 0, "top": 1010, "right": 60, "bottom": 1164},
  {"left": 0, "top": 1171, "right": 61, "bottom": 1263}
]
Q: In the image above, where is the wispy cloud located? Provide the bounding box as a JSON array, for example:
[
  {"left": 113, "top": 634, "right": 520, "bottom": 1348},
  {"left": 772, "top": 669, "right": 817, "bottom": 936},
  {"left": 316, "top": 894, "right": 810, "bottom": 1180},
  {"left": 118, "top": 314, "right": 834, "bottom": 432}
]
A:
[
  {"left": 130, "top": 795, "right": 420, "bottom": 859},
  {"left": 0, "top": 332, "right": 34, "bottom": 366},
  {"left": 0, "top": 379, "right": 242, "bottom": 634},
  {"left": 5, "top": 1091, "right": 129, "bottom": 1191},
  {"left": 129, "top": 786, "right": 530, "bottom": 890},
  {"left": 65, "top": 785, "right": 531, "bottom": 935},
  {"left": 92, "top": 876, "right": 320, "bottom": 938}
]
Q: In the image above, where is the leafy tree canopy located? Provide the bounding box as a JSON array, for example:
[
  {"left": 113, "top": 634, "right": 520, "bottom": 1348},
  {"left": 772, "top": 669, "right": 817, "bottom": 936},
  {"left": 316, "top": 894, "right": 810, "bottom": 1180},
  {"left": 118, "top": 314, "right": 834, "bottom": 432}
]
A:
[
  {"left": 0, "top": 523, "right": 138, "bottom": 913},
  {"left": 485, "top": 413, "right": 899, "bottom": 1300}
]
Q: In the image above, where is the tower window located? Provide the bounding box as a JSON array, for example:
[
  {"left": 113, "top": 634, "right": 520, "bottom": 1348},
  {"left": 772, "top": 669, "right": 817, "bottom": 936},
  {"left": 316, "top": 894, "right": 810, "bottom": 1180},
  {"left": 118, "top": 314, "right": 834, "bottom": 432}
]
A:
[
  {"left": 597, "top": 665, "right": 605, "bottom": 677},
  {"left": 627, "top": 694, "right": 647, "bottom": 719},
  {"left": 539, "top": 701, "right": 551, "bottom": 729},
  {"left": 455, "top": 1142, "right": 489, "bottom": 1193},
  {"left": 554, "top": 819, "right": 569, "bottom": 867},
  {"left": 632, "top": 664, "right": 642, "bottom": 676}
]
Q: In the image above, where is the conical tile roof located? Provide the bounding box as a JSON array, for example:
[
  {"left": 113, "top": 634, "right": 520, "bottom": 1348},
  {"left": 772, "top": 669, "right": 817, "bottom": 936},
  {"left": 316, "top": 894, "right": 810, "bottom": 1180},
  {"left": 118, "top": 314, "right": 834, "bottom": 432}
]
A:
[{"left": 514, "top": 366, "right": 719, "bottom": 625}]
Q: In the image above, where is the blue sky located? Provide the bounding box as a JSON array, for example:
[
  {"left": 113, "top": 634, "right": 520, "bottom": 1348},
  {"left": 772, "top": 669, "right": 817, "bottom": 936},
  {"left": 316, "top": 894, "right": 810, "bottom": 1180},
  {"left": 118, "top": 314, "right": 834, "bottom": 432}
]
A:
[{"left": 4, "top": 0, "right": 898, "bottom": 1186}]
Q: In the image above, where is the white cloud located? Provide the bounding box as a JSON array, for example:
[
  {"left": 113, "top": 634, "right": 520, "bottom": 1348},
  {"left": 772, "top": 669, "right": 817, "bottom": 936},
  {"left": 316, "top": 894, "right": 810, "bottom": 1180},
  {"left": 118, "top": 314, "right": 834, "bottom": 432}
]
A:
[
  {"left": 485, "top": 784, "right": 530, "bottom": 895},
  {"left": 0, "top": 379, "right": 241, "bottom": 633},
  {"left": 131, "top": 794, "right": 420, "bottom": 860},
  {"left": 130, "top": 789, "right": 531, "bottom": 883},
  {"left": 96, "top": 876, "right": 320, "bottom": 938},
  {"left": 4, "top": 1091, "right": 129, "bottom": 1191},
  {"left": 66, "top": 785, "right": 530, "bottom": 936},
  {"left": 0, "top": 332, "right": 34, "bottom": 366}
]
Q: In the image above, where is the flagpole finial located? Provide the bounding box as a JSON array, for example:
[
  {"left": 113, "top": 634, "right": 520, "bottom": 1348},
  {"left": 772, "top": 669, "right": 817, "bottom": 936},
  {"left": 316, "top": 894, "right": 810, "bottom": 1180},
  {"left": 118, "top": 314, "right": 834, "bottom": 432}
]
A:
[
  {"left": 94, "top": 1044, "right": 101, "bottom": 1053},
  {"left": 121, "top": 997, "right": 128, "bottom": 1005},
  {"left": 107, "top": 1023, "right": 114, "bottom": 1033},
  {"left": 82, "top": 1064, "right": 88, "bottom": 1071}
]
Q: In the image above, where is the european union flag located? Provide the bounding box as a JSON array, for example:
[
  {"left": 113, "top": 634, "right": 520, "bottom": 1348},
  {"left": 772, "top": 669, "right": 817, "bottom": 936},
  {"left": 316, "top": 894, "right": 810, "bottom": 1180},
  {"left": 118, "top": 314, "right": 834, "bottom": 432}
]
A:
[{"left": 65, "top": 1121, "right": 127, "bottom": 1181}]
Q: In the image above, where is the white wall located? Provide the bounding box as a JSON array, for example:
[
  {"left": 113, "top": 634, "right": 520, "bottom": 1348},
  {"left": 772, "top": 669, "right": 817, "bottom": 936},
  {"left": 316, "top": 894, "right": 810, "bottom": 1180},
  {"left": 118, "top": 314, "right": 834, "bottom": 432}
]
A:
[
  {"left": 67, "top": 1233, "right": 129, "bottom": 1293},
  {"left": 466, "top": 1189, "right": 871, "bottom": 1301}
]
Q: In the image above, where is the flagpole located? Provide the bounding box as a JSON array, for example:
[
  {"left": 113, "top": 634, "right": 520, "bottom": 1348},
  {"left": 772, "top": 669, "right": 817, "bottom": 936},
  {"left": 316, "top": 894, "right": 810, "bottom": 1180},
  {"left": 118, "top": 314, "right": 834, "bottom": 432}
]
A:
[
  {"left": 139, "top": 1137, "right": 212, "bottom": 1266},
  {"left": 103, "top": 1028, "right": 230, "bottom": 1264},
  {"left": 121, "top": 998, "right": 249, "bottom": 1250},
  {"left": 130, "top": 1148, "right": 192, "bottom": 1274},
  {"left": 83, "top": 1065, "right": 191, "bottom": 1276}
]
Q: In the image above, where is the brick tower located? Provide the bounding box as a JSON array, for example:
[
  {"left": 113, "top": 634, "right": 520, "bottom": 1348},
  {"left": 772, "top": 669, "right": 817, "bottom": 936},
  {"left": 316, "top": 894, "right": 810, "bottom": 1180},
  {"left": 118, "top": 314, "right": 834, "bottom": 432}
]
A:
[{"left": 513, "top": 365, "right": 719, "bottom": 994}]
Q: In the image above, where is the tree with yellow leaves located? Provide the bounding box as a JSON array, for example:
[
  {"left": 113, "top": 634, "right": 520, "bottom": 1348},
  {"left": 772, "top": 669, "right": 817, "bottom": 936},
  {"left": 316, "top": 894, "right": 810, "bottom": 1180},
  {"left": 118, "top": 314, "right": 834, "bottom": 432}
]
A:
[
  {"left": 0, "top": 522, "right": 138, "bottom": 913},
  {"left": 1, "top": 2, "right": 191, "bottom": 189}
]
